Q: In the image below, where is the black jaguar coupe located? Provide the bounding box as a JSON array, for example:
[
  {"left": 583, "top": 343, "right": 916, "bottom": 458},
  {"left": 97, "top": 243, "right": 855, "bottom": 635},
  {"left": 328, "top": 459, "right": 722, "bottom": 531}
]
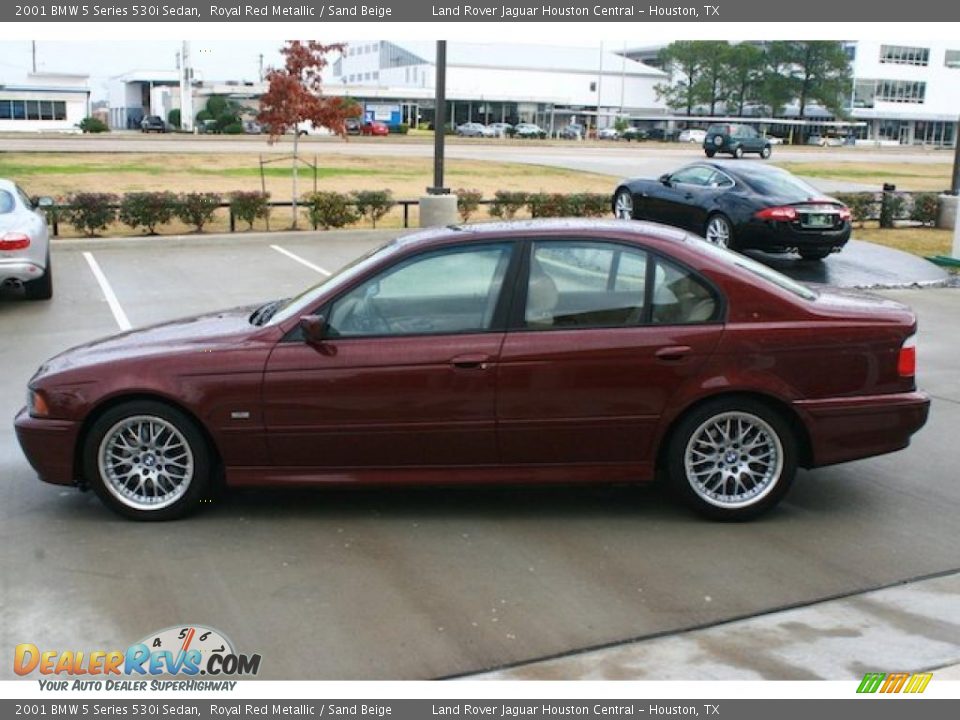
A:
[{"left": 612, "top": 161, "right": 852, "bottom": 261}]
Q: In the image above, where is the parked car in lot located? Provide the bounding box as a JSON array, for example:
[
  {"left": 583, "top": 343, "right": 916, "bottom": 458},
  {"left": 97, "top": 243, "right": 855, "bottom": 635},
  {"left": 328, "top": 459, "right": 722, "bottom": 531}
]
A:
[
  {"left": 361, "top": 120, "right": 390, "bottom": 136},
  {"left": 514, "top": 123, "right": 545, "bottom": 138},
  {"left": 559, "top": 123, "right": 584, "bottom": 140},
  {"left": 456, "top": 122, "right": 493, "bottom": 138},
  {"left": 0, "top": 179, "right": 53, "bottom": 300},
  {"left": 646, "top": 128, "right": 675, "bottom": 141},
  {"left": 140, "top": 116, "right": 167, "bottom": 133},
  {"left": 806, "top": 134, "right": 845, "bottom": 147},
  {"left": 487, "top": 122, "right": 512, "bottom": 137},
  {"left": 242, "top": 120, "right": 263, "bottom": 135},
  {"left": 612, "top": 161, "right": 851, "bottom": 260},
  {"left": 678, "top": 128, "right": 707, "bottom": 144},
  {"left": 704, "top": 123, "right": 772, "bottom": 159},
  {"left": 345, "top": 118, "right": 362, "bottom": 135},
  {"left": 621, "top": 127, "right": 648, "bottom": 142},
  {"left": 15, "top": 219, "right": 929, "bottom": 522},
  {"left": 598, "top": 127, "right": 620, "bottom": 140}
]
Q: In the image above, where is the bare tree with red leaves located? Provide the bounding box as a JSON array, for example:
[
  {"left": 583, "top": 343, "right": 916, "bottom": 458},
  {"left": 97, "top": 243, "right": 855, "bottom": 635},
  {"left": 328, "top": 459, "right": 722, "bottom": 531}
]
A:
[{"left": 258, "top": 41, "right": 358, "bottom": 229}]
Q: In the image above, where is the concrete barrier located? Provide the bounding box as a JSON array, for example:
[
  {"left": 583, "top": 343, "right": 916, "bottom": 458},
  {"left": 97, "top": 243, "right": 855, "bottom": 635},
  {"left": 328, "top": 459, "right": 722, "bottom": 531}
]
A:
[{"left": 937, "top": 194, "right": 958, "bottom": 230}]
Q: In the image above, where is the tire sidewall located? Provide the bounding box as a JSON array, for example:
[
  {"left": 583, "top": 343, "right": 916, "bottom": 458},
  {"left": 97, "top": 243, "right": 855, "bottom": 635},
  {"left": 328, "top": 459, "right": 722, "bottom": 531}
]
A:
[
  {"left": 733, "top": 146, "right": 744, "bottom": 159},
  {"left": 761, "top": 146, "right": 772, "bottom": 159},
  {"left": 666, "top": 397, "right": 797, "bottom": 521},
  {"left": 706, "top": 214, "right": 735, "bottom": 250},
  {"left": 615, "top": 189, "right": 634, "bottom": 220},
  {"left": 83, "top": 400, "right": 211, "bottom": 521}
]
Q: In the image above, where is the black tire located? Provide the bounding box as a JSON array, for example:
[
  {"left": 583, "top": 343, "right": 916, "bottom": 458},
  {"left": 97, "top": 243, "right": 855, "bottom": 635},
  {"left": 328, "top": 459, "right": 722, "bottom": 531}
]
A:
[
  {"left": 760, "top": 145, "right": 772, "bottom": 159},
  {"left": 83, "top": 400, "right": 212, "bottom": 521},
  {"left": 798, "top": 249, "right": 831, "bottom": 261},
  {"left": 666, "top": 397, "right": 797, "bottom": 521},
  {"left": 24, "top": 254, "right": 52, "bottom": 300},
  {"left": 704, "top": 149, "right": 716, "bottom": 158},
  {"left": 613, "top": 188, "right": 635, "bottom": 220},
  {"left": 733, "top": 145, "right": 744, "bottom": 159}
]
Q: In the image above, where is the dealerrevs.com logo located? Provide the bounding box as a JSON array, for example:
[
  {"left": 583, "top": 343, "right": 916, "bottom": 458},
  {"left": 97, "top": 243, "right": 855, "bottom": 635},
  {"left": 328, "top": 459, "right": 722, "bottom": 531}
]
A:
[{"left": 15, "top": 625, "right": 261, "bottom": 689}]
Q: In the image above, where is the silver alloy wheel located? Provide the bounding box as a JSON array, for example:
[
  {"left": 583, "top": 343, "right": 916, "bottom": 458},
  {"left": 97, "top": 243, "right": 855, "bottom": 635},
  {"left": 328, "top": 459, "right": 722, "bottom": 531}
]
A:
[
  {"left": 683, "top": 411, "right": 784, "bottom": 509},
  {"left": 98, "top": 415, "right": 195, "bottom": 511},
  {"left": 705, "top": 216, "right": 731, "bottom": 247},
  {"left": 614, "top": 191, "right": 634, "bottom": 220}
]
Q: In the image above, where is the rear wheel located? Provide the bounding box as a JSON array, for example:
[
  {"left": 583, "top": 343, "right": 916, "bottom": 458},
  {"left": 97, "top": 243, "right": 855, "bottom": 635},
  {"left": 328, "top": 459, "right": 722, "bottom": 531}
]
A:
[
  {"left": 613, "top": 189, "right": 635, "bottom": 220},
  {"left": 84, "top": 400, "right": 212, "bottom": 521},
  {"left": 667, "top": 397, "right": 797, "bottom": 521},
  {"left": 24, "top": 254, "right": 52, "bottom": 300},
  {"left": 798, "top": 248, "right": 831, "bottom": 261},
  {"left": 733, "top": 145, "right": 744, "bottom": 159},
  {"left": 760, "top": 145, "right": 772, "bottom": 159},
  {"left": 705, "top": 214, "right": 735, "bottom": 250}
]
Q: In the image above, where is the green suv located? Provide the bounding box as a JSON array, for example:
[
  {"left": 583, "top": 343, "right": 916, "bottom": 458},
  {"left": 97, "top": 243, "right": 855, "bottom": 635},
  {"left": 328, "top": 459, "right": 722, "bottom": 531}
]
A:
[{"left": 704, "top": 124, "right": 772, "bottom": 159}]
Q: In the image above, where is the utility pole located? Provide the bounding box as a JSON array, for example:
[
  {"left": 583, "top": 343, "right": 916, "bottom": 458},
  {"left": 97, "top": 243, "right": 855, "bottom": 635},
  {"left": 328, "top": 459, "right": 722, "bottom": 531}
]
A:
[
  {"left": 31, "top": 41, "right": 36, "bottom": 73},
  {"left": 419, "top": 40, "right": 457, "bottom": 226},
  {"left": 953, "top": 114, "right": 960, "bottom": 258},
  {"left": 179, "top": 41, "right": 194, "bottom": 132},
  {"left": 258, "top": 54, "right": 264, "bottom": 82}
]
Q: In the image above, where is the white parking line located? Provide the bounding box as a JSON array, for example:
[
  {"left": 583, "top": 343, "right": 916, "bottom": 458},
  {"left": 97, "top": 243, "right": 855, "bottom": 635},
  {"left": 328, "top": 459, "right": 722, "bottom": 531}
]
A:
[
  {"left": 270, "top": 245, "right": 332, "bottom": 276},
  {"left": 82, "top": 252, "right": 132, "bottom": 331}
]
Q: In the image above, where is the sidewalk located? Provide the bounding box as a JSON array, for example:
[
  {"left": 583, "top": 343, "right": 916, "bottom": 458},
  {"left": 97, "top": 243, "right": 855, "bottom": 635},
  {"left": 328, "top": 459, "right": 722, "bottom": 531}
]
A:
[{"left": 468, "top": 571, "right": 960, "bottom": 681}]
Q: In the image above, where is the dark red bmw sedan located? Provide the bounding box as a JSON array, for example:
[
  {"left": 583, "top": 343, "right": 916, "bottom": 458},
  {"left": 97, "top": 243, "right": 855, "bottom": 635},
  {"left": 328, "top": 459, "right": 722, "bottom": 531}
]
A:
[{"left": 15, "top": 220, "right": 929, "bottom": 521}]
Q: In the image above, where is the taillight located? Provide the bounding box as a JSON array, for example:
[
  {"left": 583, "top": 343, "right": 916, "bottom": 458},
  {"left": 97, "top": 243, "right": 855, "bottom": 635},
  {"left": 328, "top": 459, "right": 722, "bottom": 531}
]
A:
[
  {"left": 838, "top": 207, "right": 852, "bottom": 222},
  {"left": 754, "top": 206, "right": 799, "bottom": 221},
  {"left": 0, "top": 232, "right": 31, "bottom": 251},
  {"left": 898, "top": 334, "right": 917, "bottom": 377}
]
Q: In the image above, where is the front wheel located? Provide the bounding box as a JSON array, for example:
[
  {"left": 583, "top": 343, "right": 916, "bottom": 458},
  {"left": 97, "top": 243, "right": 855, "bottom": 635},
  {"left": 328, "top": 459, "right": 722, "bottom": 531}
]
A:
[
  {"left": 84, "top": 400, "right": 212, "bottom": 521},
  {"left": 760, "top": 146, "right": 772, "bottom": 159},
  {"left": 667, "top": 398, "right": 797, "bottom": 521},
  {"left": 733, "top": 145, "right": 744, "bottom": 159},
  {"left": 613, "top": 189, "right": 635, "bottom": 220},
  {"left": 705, "top": 214, "right": 735, "bottom": 250}
]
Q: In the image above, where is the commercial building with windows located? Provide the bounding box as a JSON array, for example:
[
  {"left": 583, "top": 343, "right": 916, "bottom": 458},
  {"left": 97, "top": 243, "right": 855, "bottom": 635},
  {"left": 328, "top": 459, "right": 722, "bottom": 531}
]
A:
[
  {"left": 850, "top": 41, "right": 958, "bottom": 146},
  {"left": 0, "top": 72, "right": 90, "bottom": 132},
  {"left": 327, "top": 41, "right": 666, "bottom": 132}
]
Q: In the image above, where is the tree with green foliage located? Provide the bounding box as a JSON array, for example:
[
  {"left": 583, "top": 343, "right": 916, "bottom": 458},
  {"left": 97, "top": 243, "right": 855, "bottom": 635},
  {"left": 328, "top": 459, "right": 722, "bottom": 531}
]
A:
[
  {"left": 655, "top": 41, "right": 706, "bottom": 116},
  {"left": 724, "top": 43, "right": 765, "bottom": 116},
  {"left": 754, "top": 42, "right": 796, "bottom": 118},
  {"left": 695, "top": 41, "right": 730, "bottom": 116},
  {"left": 781, "top": 41, "right": 852, "bottom": 121}
]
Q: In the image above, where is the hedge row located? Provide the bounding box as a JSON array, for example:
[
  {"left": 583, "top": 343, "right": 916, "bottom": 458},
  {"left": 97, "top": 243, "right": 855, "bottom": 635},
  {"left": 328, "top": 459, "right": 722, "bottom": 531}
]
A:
[
  {"left": 50, "top": 190, "right": 614, "bottom": 236},
  {"left": 833, "top": 191, "right": 940, "bottom": 228}
]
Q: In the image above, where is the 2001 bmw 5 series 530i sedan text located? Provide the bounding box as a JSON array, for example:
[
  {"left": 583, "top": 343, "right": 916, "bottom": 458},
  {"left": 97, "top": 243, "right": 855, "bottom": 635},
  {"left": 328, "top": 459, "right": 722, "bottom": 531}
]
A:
[{"left": 15, "top": 220, "right": 929, "bottom": 521}]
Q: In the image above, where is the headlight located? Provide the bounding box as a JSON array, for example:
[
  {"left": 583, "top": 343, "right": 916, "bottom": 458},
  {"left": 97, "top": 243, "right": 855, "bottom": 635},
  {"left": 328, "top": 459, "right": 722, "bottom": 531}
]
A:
[{"left": 28, "top": 389, "right": 50, "bottom": 418}]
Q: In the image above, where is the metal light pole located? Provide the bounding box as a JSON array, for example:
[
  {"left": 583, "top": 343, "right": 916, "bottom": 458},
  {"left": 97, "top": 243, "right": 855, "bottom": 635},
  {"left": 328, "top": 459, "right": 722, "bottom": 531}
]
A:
[
  {"left": 429, "top": 40, "right": 449, "bottom": 195},
  {"left": 420, "top": 41, "right": 457, "bottom": 226},
  {"left": 953, "top": 114, "right": 960, "bottom": 258}
]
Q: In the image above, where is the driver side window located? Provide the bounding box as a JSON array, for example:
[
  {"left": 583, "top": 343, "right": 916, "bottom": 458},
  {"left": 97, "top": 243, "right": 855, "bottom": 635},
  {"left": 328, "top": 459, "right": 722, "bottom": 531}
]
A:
[{"left": 326, "top": 243, "right": 513, "bottom": 337}]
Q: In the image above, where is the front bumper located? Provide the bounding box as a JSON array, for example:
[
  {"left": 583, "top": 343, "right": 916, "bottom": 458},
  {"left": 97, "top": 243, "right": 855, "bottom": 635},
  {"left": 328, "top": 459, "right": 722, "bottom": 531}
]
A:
[
  {"left": 0, "top": 259, "right": 46, "bottom": 284},
  {"left": 13, "top": 407, "right": 81, "bottom": 486},
  {"left": 738, "top": 219, "right": 851, "bottom": 253},
  {"left": 794, "top": 390, "right": 930, "bottom": 467}
]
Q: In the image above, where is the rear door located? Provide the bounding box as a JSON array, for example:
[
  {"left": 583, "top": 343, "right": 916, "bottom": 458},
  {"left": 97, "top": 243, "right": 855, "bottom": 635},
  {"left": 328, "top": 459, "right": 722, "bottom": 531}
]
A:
[{"left": 497, "top": 239, "right": 724, "bottom": 467}]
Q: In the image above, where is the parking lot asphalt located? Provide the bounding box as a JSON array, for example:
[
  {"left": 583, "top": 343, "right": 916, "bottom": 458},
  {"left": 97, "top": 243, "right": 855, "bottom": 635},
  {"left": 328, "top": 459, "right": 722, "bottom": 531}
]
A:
[{"left": 1, "top": 232, "right": 958, "bottom": 680}]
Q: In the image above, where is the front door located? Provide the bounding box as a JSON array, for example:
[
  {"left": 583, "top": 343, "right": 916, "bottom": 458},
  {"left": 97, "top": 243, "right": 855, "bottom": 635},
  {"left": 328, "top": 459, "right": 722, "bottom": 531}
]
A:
[{"left": 262, "top": 242, "right": 515, "bottom": 468}]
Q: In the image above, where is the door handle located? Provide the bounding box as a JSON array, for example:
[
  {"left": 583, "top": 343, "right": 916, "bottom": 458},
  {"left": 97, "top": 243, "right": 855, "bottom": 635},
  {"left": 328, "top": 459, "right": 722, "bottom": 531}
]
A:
[
  {"left": 655, "top": 345, "right": 692, "bottom": 361},
  {"left": 450, "top": 354, "right": 491, "bottom": 370}
]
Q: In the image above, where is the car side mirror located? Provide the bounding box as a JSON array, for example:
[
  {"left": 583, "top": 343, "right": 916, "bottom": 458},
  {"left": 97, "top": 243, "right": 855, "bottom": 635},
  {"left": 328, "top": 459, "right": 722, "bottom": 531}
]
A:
[
  {"left": 299, "top": 315, "right": 327, "bottom": 345},
  {"left": 35, "top": 196, "right": 54, "bottom": 208},
  {"left": 659, "top": 174, "right": 672, "bottom": 186}
]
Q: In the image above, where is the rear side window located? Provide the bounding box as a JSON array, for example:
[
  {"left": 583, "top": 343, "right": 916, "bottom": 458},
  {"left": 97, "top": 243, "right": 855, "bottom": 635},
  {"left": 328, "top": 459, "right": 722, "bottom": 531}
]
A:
[
  {"left": 652, "top": 259, "right": 719, "bottom": 325},
  {"left": 0, "top": 191, "right": 15, "bottom": 214}
]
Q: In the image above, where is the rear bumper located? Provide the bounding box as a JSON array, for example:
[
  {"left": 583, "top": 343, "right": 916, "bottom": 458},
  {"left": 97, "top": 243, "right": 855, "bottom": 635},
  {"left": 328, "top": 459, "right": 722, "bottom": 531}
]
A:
[
  {"left": 0, "top": 259, "right": 46, "bottom": 284},
  {"left": 13, "top": 407, "right": 80, "bottom": 486},
  {"left": 738, "top": 220, "right": 851, "bottom": 253},
  {"left": 794, "top": 391, "right": 930, "bottom": 467}
]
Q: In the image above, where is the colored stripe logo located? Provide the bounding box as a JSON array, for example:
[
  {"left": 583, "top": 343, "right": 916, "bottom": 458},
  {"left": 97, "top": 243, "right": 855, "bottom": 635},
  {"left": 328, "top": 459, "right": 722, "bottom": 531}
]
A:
[{"left": 857, "top": 672, "right": 932, "bottom": 694}]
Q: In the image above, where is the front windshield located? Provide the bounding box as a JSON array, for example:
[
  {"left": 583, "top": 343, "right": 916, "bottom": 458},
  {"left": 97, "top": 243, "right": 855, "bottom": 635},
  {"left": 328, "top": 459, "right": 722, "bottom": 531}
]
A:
[
  {"left": 690, "top": 237, "right": 818, "bottom": 301},
  {"left": 268, "top": 240, "right": 399, "bottom": 325}
]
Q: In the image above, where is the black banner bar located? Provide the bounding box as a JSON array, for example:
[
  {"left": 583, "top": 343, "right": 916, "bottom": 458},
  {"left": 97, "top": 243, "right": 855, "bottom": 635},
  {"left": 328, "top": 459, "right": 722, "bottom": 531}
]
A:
[{"left": 4, "top": 0, "right": 959, "bottom": 23}]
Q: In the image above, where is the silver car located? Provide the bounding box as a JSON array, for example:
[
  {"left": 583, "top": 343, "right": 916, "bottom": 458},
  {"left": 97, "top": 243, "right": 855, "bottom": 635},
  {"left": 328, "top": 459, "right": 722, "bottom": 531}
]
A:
[
  {"left": 0, "top": 179, "right": 52, "bottom": 300},
  {"left": 456, "top": 122, "right": 493, "bottom": 137}
]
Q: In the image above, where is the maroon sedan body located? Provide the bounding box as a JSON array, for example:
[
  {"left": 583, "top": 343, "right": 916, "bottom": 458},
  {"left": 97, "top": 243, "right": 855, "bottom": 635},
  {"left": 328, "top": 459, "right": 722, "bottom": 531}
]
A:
[
  {"left": 360, "top": 121, "right": 390, "bottom": 136},
  {"left": 15, "top": 220, "right": 929, "bottom": 520}
]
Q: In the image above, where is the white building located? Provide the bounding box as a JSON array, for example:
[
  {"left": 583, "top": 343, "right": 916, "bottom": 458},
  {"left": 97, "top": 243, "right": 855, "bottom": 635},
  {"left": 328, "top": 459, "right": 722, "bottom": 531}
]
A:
[
  {"left": 849, "top": 42, "right": 959, "bottom": 146},
  {"left": 0, "top": 72, "right": 90, "bottom": 132},
  {"left": 107, "top": 70, "right": 185, "bottom": 129},
  {"left": 328, "top": 41, "right": 666, "bottom": 131}
]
